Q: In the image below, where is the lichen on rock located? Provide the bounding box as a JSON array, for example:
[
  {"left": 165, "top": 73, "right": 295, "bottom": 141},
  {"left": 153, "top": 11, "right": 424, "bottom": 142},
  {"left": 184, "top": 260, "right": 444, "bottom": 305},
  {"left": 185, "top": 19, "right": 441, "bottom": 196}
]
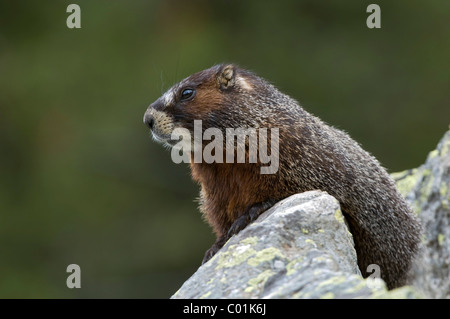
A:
[
  {"left": 172, "top": 191, "right": 400, "bottom": 298},
  {"left": 393, "top": 129, "right": 450, "bottom": 298},
  {"left": 171, "top": 129, "right": 450, "bottom": 299}
]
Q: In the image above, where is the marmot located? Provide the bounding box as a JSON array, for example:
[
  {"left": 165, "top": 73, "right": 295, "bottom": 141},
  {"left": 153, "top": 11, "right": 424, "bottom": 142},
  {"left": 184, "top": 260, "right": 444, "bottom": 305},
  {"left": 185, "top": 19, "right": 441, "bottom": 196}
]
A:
[{"left": 143, "top": 64, "right": 421, "bottom": 289}]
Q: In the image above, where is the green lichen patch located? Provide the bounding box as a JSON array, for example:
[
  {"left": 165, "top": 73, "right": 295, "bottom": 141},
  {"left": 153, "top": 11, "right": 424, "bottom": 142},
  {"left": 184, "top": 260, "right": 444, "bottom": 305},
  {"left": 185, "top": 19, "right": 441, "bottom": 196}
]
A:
[
  {"left": 320, "top": 292, "right": 335, "bottom": 299},
  {"left": 215, "top": 244, "right": 257, "bottom": 270},
  {"left": 172, "top": 289, "right": 181, "bottom": 298},
  {"left": 245, "top": 269, "right": 274, "bottom": 293},
  {"left": 441, "top": 139, "right": 450, "bottom": 156},
  {"left": 343, "top": 278, "right": 368, "bottom": 294},
  {"left": 286, "top": 257, "right": 304, "bottom": 276},
  {"left": 428, "top": 149, "right": 439, "bottom": 160},
  {"left": 438, "top": 233, "right": 445, "bottom": 246},
  {"left": 200, "top": 291, "right": 212, "bottom": 299},
  {"left": 419, "top": 171, "right": 434, "bottom": 204},
  {"left": 241, "top": 236, "right": 258, "bottom": 246},
  {"left": 371, "top": 286, "right": 424, "bottom": 299},
  {"left": 247, "top": 247, "right": 284, "bottom": 267},
  {"left": 317, "top": 275, "right": 347, "bottom": 289},
  {"left": 440, "top": 181, "right": 448, "bottom": 198},
  {"left": 393, "top": 169, "right": 419, "bottom": 197},
  {"left": 244, "top": 286, "right": 254, "bottom": 293},
  {"left": 334, "top": 208, "right": 345, "bottom": 224}
]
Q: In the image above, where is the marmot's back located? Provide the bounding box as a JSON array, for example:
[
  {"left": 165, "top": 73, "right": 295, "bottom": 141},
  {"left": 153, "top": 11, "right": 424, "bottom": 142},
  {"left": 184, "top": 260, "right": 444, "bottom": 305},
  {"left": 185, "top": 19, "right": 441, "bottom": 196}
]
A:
[
  {"left": 143, "top": 64, "right": 421, "bottom": 289},
  {"left": 280, "top": 112, "right": 421, "bottom": 288}
]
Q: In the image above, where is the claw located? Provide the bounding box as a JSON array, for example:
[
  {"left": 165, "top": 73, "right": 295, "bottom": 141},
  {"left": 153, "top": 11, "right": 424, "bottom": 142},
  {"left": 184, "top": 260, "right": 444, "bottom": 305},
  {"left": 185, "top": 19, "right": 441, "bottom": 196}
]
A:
[{"left": 202, "top": 200, "right": 276, "bottom": 265}]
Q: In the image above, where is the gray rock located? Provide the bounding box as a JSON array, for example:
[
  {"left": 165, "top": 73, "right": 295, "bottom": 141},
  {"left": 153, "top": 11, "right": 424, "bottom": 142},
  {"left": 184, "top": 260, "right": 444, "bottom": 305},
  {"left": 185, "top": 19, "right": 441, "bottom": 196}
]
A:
[
  {"left": 392, "top": 128, "right": 450, "bottom": 298},
  {"left": 172, "top": 129, "right": 450, "bottom": 299},
  {"left": 172, "top": 191, "right": 420, "bottom": 299}
]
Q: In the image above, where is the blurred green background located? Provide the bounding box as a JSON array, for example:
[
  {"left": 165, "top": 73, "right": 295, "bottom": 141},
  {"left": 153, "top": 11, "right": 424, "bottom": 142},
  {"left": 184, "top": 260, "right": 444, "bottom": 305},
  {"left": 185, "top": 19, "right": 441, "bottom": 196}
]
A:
[{"left": 0, "top": 0, "right": 448, "bottom": 298}]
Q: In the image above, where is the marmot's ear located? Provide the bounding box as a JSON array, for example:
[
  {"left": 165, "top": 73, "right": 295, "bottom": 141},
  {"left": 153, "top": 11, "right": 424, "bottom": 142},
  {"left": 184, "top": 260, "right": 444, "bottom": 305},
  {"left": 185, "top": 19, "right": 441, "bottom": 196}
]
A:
[{"left": 217, "top": 64, "right": 235, "bottom": 90}]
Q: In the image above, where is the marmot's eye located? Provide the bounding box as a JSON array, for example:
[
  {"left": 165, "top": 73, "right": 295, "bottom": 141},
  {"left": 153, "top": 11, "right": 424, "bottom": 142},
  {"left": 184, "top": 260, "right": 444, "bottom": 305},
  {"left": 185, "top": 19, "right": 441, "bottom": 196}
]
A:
[{"left": 180, "top": 88, "right": 195, "bottom": 101}]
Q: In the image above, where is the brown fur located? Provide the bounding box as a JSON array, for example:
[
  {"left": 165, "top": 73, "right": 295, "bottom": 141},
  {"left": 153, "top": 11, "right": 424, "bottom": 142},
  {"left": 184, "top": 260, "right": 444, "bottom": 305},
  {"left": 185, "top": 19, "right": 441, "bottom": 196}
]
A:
[{"left": 143, "top": 64, "right": 421, "bottom": 289}]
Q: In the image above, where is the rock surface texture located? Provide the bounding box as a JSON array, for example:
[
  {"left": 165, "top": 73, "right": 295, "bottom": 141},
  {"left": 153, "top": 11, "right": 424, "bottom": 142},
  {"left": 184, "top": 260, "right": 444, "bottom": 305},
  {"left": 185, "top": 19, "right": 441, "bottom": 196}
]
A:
[
  {"left": 172, "top": 129, "right": 449, "bottom": 299},
  {"left": 392, "top": 129, "right": 450, "bottom": 298}
]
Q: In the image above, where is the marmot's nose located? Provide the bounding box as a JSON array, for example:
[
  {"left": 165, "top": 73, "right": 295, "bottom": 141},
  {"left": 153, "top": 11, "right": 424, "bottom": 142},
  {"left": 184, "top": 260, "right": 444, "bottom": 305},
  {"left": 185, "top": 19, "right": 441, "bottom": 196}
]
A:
[{"left": 143, "top": 112, "right": 155, "bottom": 130}]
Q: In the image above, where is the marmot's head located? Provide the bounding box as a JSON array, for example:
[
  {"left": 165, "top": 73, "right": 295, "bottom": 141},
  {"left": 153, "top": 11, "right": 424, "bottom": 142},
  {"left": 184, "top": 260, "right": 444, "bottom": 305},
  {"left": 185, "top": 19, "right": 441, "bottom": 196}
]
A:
[{"left": 143, "top": 64, "right": 284, "bottom": 149}]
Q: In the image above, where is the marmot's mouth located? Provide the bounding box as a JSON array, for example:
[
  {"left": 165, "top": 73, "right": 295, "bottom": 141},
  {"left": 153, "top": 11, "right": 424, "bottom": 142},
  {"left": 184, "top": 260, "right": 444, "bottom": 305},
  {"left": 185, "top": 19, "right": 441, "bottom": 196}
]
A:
[
  {"left": 151, "top": 131, "right": 182, "bottom": 148},
  {"left": 151, "top": 131, "right": 171, "bottom": 144}
]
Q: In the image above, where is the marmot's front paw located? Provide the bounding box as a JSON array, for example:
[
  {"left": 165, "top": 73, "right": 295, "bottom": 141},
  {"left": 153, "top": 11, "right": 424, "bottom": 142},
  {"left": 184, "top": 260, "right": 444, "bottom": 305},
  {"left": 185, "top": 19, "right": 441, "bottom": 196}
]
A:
[
  {"left": 227, "top": 201, "right": 275, "bottom": 237},
  {"left": 202, "top": 236, "right": 227, "bottom": 265},
  {"left": 201, "top": 246, "right": 218, "bottom": 265}
]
